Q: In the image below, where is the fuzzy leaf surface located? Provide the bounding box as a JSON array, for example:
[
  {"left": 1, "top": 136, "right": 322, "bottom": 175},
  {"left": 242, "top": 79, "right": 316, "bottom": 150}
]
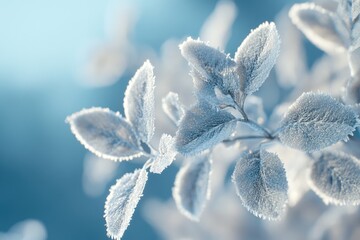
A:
[
  {"left": 67, "top": 108, "right": 143, "bottom": 161},
  {"left": 191, "top": 68, "right": 236, "bottom": 108},
  {"left": 309, "top": 151, "right": 360, "bottom": 205},
  {"left": 104, "top": 168, "right": 148, "bottom": 239},
  {"left": 172, "top": 154, "right": 212, "bottom": 221},
  {"left": 279, "top": 92, "right": 359, "bottom": 152},
  {"left": 235, "top": 21, "right": 280, "bottom": 95},
  {"left": 123, "top": 60, "right": 155, "bottom": 143},
  {"left": 232, "top": 150, "right": 288, "bottom": 220},
  {"left": 150, "top": 134, "right": 177, "bottom": 174},
  {"left": 179, "top": 37, "right": 238, "bottom": 94},
  {"left": 175, "top": 102, "right": 236, "bottom": 155}
]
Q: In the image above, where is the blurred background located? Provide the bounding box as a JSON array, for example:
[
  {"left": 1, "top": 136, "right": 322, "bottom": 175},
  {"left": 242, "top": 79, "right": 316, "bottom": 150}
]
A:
[{"left": 0, "top": 0, "right": 333, "bottom": 239}]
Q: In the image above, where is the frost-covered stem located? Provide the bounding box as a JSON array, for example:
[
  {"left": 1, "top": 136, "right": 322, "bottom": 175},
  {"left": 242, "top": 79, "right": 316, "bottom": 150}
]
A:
[
  {"left": 223, "top": 135, "right": 273, "bottom": 144},
  {"left": 237, "top": 118, "right": 273, "bottom": 138}
]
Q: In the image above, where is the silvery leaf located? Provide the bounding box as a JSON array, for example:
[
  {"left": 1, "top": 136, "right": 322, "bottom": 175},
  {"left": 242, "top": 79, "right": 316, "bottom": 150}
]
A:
[
  {"left": 175, "top": 101, "right": 237, "bottom": 155},
  {"left": 235, "top": 21, "right": 280, "bottom": 96},
  {"left": 123, "top": 60, "right": 155, "bottom": 143},
  {"left": 179, "top": 37, "right": 238, "bottom": 94},
  {"left": 191, "top": 68, "right": 236, "bottom": 108},
  {"left": 232, "top": 150, "right": 288, "bottom": 220},
  {"left": 279, "top": 92, "right": 359, "bottom": 152},
  {"left": 66, "top": 108, "right": 143, "bottom": 161},
  {"left": 104, "top": 168, "right": 148, "bottom": 239}
]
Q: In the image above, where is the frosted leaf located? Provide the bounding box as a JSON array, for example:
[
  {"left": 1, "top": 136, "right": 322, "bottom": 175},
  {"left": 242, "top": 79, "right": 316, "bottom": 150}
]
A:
[
  {"left": 66, "top": 108, "right": 143, "bottom": 161},
  {"left": 150, "top": 134, "right": 177, "bottom": 174},
  {"left": 309, "top": 151, "right": 360, "bottom": 205},
  {"left": 279, "top": 92, "right": 359, "bottom": 152},
  {"left": 172, "top": 154, "right": 212, "bottom": 221},
  {"left": 123, "top": 60, "right": 155, "bottom": 143},
  {"left": 162, "top": 92, "right": 185, "bottom": 126},
  {"left": 232, "top": 150, "right": 288, "bottom": 220},
  {"left": 105, "top": 168, "right": 148, "bottom": 239},
  {"left": 191, "top": 68, "right": 236, "bottom": 108},
  {"left": 179, "top": 37, "right": 238, "bottom": 93},
  {"left": 175, "top": 102, "right": 236, "bottom": 155},
  {"left": 289, "top": 3, "right": 349, "bottom": 54},
  {"left": 235, "top": 22, "right": 280, "bottom": 96}
]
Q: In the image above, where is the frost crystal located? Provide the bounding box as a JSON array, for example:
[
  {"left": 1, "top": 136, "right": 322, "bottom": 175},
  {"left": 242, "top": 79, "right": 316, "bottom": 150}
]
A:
[
  {"left": 235, "top": 22, "right": 280, "bottom": 96},
  {"left": 232, "top": 150, "right": 288, "bottom": 220},
  {"left": 172, "top": 154, "right": 212, "bottom": 221},
  {"left": 175, "top": 102, "right": 236, "bottom": 155},
  {"left": 104, "top": 168, "right": 148, "bottom": 239},
  {"left": 123, "top": 60, "right": 155, "bottom": 143},
  {"left": 289, "top": 3, "right": 349, "bottom": 54},
  {"left": 279, "top": 92, "right": 359, "bottom": 152},
  {"left": 309, "top": 151, "right": 360, "bottom": 205},
  {"left": 66, "top": 108, "right": 143, "bottom": 161},
  {"left": 150, "top": 134, "right": 177, "bottom": 174}
]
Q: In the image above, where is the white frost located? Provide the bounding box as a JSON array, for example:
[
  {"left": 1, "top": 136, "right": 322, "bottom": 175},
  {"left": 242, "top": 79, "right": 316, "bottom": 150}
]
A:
[
  {"left": 66, "top": 107, "right": 143, "bottom": 161},
  {"left": 232, "top": 150, "right": 288, "bottom": 220},
  {"left": 104, "top": 168, "right": 148, "bottom": 239}
]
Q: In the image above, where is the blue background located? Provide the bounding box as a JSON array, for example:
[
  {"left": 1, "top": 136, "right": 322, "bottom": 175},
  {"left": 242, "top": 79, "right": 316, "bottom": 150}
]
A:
[{"left": 0, "top": 0, "right": 304, "bottom": 239}]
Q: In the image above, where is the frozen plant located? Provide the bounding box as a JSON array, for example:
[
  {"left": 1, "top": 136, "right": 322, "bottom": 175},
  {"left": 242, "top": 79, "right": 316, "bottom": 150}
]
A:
[{"left": 67, "top": 1, "right": 360, "bottom": 239}]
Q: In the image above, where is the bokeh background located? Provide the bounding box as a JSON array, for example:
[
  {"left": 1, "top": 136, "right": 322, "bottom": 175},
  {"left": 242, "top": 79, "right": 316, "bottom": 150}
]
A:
[{"left": 0, "top": 0, "right": 326, "bottom": 239}]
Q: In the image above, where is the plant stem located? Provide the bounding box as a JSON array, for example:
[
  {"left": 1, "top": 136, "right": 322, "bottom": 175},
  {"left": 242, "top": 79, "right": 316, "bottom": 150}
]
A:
[
  {"left": 223, "top": 135, "right": 272, "bottom": 144},
  {"left": 237, "top": 118, "right": 273, "bottom": 139}
]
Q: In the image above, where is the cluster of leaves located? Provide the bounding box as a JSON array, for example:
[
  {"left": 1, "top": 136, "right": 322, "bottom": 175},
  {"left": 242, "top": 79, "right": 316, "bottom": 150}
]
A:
[{"left": 67, "top": 1, "right": 360, "bottom": 239}]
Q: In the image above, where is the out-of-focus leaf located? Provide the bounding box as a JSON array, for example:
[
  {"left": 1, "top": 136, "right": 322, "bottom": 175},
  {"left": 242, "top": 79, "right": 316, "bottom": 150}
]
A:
[
  {"left": 162, "top": 92, "right": 185, "bottom": 126},
  {"left": 279, "top": 92, "right": 359, "bottom": 152},
  {"left": 175, "top": 102, "right": 236, "bottom": 155},
  {"left": 275, "top": 7, "right": 307, "bottom": 88},
  {"left": 235, "top": 21, "right": 280, "bottom": 96},
  {"left": 309, "top": 151, "right": 360, "bottom": 205},
  {"left": 150, "top": 134, "right": 177, "bottom": 174},
  {"left": 104, "top": 168, "right": 148, "bottom": 239},
  {"left": 289, "top": 3, "right": 349, "bottom": 54},
  {"left": 123, "top": 60, "right": 155, "bottom": 143},
  {"left": 232, "top": 150, "right": 288, "bottom": 220},
  {"left": 66, "top": 108, "right": 143, "bottom": 161},
  {"left": 172, "top": 154, "right": 212, "bottom": 221}
]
